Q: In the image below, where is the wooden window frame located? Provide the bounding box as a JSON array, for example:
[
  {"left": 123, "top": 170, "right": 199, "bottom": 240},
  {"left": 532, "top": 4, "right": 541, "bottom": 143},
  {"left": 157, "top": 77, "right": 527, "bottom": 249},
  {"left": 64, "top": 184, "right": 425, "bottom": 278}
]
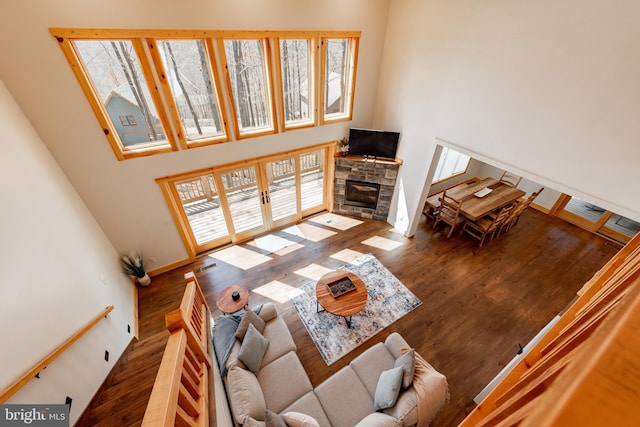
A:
[
  {"left": 147, "top": 38, "right": 230, "bottom": 150},
  {"left": 50, "top": 29, "right": 360, "bottom": 160},
  {"left": 319, "top": 34, "right": 360, "bottom": 125},
  {"left": 274, "top": 36, "right": 318, "bottom": 132},
  {"left": 52, "top": 34, "right": 178, "bottom": 160},
  {"left": 217, "top": 36, "right": 278, "bottom": 140}
]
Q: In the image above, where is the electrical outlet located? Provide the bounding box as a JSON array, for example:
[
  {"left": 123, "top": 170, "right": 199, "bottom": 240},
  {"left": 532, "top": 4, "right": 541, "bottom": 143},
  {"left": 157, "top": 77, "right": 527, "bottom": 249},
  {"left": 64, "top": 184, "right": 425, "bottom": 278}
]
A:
[
  {"left": 100, "top": 274, "right": 106, "bottom": 285},
  {"left": 148, "top": 257, "right": 156, "bottom": 264}
]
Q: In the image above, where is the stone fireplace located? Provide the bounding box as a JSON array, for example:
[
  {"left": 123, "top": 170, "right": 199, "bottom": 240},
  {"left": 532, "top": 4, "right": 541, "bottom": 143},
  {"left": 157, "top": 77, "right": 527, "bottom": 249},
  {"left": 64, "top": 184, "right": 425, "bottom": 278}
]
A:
[
  {"left": 344, "top": 180, "right": 381, "bottom": 209},
  {"left": 333, "top": 156, "right": 401, "bottom": 220}
]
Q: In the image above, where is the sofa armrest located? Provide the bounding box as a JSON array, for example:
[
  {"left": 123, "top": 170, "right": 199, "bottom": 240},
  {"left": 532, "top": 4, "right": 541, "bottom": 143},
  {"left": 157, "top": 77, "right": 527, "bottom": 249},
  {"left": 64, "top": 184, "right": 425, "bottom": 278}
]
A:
[
  {"left": 384, "top": 332, "right": 411, "bottom": 359},
  {"left": 258, "top": 303, "right": 278, "bottom": 322}
]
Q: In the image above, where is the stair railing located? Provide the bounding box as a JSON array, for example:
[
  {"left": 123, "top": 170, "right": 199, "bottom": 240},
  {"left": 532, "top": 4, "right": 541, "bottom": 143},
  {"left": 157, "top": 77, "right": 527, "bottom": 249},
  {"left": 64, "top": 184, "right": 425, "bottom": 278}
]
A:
[
  {"left": 0, "top": 305, "right": 115, "bottom": 403},
  {"left": 141, "top": 272, "right": 211, "bottom": 426}
]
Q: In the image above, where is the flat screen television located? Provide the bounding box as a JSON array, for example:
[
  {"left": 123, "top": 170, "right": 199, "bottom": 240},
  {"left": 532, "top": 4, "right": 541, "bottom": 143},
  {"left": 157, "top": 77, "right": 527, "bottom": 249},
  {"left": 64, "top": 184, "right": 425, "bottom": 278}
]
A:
[{"left": 348, "top": 128, "right": 400, "bottom": 160}]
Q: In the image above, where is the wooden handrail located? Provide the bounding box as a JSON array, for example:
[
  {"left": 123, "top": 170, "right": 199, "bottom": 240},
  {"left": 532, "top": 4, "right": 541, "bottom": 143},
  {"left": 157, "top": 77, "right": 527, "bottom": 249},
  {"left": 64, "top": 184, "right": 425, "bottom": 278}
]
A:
[
  {"left": 460, "top": 232, "right": 640, "bottom": 426},
  {"left": 0, "top": 305, "right": 115, "bottom": 403},
  {"left": 142, "top": 273, "right": 210, "bottom": 426}
]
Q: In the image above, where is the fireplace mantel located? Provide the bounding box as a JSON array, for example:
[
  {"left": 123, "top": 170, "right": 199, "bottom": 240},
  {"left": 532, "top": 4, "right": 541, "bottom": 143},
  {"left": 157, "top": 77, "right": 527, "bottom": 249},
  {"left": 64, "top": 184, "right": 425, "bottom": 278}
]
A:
[{"left": 333, "top": 157, "right": 401, "bottom": 220}]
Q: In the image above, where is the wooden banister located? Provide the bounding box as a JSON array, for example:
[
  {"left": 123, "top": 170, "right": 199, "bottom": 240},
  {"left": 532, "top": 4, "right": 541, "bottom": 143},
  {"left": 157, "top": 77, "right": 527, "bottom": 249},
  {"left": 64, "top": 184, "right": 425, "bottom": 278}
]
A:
[
  {"left": 165, "top": 272, "right": 212, "bottom": 368},
  {"left": 0, "top": 305, "right": 115, "bottom": 403},
  {"left": 142, "top": 272, "right": 211, "bottom": 427},
  {"left": 460, "top": 232, "right": 640, "bottom": 426}
]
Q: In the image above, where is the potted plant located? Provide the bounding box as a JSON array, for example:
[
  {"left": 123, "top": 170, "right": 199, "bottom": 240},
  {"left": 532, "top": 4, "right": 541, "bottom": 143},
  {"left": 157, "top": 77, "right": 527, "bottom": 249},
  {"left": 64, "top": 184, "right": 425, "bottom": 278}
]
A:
[{"left": 119, "top": 251, "right": 151, "bottom": 286}]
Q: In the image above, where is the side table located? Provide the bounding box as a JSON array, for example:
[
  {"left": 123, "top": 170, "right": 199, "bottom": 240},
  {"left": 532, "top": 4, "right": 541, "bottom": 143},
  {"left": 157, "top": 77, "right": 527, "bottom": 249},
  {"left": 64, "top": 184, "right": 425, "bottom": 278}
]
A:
[{"left": 216, "top": 285, "right": 249, "bottom": 314}]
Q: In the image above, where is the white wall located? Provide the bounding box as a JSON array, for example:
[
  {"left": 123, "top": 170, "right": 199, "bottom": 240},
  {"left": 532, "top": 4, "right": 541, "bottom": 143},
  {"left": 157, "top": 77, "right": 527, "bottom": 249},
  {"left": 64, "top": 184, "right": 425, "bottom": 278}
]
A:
[
  {"left": 0, "top": 79, "right": 134, "bottom": 424},
  {"left": 0, "top": 0, "right": 391, "bottom": 269},
  {"left": 375, "top": 0, "right": 640, "bottom": 235}
]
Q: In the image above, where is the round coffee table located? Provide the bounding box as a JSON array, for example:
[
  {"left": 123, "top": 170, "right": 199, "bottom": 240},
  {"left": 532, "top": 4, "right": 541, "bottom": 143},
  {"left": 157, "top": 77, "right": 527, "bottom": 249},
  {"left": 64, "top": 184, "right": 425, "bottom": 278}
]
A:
[
  {"left": 316, "top": 270, "right": 367, "bottom": 328},
  {"left": 216, "top": 285, "right": 249, "bottom": 314}
]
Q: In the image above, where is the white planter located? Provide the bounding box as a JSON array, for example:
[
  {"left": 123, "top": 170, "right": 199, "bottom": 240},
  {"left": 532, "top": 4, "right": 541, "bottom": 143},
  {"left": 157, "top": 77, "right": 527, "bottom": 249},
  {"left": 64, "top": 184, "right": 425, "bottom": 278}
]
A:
[{"left": 137, "top": 273, "right": 151, "bottom": 287}]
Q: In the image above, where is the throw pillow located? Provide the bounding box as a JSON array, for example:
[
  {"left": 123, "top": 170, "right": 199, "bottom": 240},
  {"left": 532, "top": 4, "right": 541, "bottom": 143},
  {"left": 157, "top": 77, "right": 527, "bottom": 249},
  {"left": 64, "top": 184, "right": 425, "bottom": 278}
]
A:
[
  {"left": 282, "top": 412, "right": 320, "bottom": 427},
  {"left": 238, "top": 323, "right": 270, "bottom": 374},
  {"left": 236, "top": 309, "right": 266, "bottom": 341},
  {"left": 373, "top": 366, "right": 404, "bottom": 411},
  {"left": 264, "top": 409, "right": 287, "bottom": 427},
  {"left": 394, "top": 348, "right": 415, "bottom": 389},
  {"left": 226, "top": 366, "right": 266, "bottom": 423}
]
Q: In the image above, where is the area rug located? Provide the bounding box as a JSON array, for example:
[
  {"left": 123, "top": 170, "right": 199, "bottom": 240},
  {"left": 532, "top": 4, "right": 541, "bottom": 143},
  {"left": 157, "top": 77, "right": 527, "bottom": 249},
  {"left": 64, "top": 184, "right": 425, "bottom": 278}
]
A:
[
  {"left": 254, "top": 225, "right": 305, "bottom": 255},
  {"left": 291, "top": 253, "right": 422, "bottom": 365}
]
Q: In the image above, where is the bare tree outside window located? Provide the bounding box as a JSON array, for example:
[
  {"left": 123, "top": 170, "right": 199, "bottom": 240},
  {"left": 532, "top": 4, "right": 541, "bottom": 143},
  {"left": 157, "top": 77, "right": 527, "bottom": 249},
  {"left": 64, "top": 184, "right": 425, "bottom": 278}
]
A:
[
  {"left": 223, "top": 39, "right": 272, "bottom": 133},
  {"left": 157, "top": 40, "right": 224, "bottom": 141},
  {"left": 324, "top": 38, "right": 350, "bottom": 116},
  {"left": 74, "top": 40, "right": 168, "bottom": 148},
  {"left": 280, "top": 39, "right": 311, "bottom": 126}
]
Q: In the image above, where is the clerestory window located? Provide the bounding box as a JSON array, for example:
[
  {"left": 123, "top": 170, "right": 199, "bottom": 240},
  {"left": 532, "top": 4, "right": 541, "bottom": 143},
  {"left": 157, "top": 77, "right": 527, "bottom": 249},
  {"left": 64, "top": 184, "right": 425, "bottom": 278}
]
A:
[{"left": 51, "top": 29, "right": 359, "bottom": 160}]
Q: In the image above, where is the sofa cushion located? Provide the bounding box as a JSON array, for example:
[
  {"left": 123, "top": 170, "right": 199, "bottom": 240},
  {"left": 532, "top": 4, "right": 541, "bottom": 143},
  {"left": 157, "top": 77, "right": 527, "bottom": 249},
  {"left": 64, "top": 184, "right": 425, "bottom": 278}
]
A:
[
  {"left": 355, "top": 413, "right": 402, "bottom": 427},
  {"left": 282, "top": 412, "right": 320, "bottom": 427},
  {"left": 394, "top": 349, "right": 415, "bottom": 389},
  {"left": 261, "top": 314, "right": 297, "bottom": 366},
  {"left": 238, "top": 323, "right": 269, "bottom": 374},
  {"left": 243, "top": 417, "right": 266, "bottom": 427},
  {"left": 265, "top": 409, "right": 287, "bottom": 427},
  {"left": 282, "top": 391, "right": 332, "bottom": 427},
  {"left": 237, "top": 309, "right": 266, "bottom": 341},
  {"left": 227, "top": 366, "right": 266, "bottom": 423},
  {"left": 374, "top": 367, "right": 404, "bottom": 411},
  {"left": 315, "top": 366, "right": 374, "bottom": 427},
  {"left": 350, "top": 343, "right": 396, "bottom": 398},
  {"left": 258, "top": 351, "right": 313, "bottom": 413},
  {"left": 258, "top": 302, "right": 278, "bottom": 322},
  {"left": 383, "top": 389, "right": 417, "bottom": 426}
]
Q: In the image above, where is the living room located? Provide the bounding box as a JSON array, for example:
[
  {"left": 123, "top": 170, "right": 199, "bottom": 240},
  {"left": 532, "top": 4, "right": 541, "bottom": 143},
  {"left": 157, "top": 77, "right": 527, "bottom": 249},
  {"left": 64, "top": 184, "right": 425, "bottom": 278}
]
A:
[{"left": 2, "top": 0, "right": 640, "bottom": 425}]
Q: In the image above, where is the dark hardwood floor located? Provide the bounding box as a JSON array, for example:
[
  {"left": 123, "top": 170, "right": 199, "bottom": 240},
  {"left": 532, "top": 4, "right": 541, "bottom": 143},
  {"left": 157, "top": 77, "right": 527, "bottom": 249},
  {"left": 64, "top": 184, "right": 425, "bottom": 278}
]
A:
[{"left": 77, "top": 209, "right": 619, "bottom": 426}]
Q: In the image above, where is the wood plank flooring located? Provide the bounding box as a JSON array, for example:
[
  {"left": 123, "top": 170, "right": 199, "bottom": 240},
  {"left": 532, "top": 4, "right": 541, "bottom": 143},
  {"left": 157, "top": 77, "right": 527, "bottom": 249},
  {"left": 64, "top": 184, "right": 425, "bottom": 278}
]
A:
[{"left": 76, "top": 209, "right": 619, "bottom": 426}]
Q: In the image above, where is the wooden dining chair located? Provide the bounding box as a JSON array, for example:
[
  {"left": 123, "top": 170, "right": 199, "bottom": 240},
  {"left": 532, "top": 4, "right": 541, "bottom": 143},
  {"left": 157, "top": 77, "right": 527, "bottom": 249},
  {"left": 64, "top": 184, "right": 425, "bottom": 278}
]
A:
[
  {"left": 502, "top": 187, "right": 545, "bottom": 233},
  {"left": 433, "top": 191, "right": 465, "bottom": 238},
  {"left": 461, "top": 204, "right": 515, "bottom": 247},
  {"left": 499, "top": 171, "right": 522, "bottom": 188}
]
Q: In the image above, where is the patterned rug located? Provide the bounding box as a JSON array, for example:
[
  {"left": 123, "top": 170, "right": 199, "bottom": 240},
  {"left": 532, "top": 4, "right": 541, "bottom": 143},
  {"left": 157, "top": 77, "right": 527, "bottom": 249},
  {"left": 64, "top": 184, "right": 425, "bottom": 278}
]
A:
[{"left": 291, "top": 253, "right": 422, "bottom": 365}]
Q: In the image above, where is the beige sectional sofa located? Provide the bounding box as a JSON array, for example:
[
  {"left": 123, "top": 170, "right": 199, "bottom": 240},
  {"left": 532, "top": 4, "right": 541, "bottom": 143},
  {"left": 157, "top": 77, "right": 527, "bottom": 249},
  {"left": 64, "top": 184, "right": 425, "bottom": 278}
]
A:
[{"left": 212, "top": 303, "right": 448, "bottom": 427}]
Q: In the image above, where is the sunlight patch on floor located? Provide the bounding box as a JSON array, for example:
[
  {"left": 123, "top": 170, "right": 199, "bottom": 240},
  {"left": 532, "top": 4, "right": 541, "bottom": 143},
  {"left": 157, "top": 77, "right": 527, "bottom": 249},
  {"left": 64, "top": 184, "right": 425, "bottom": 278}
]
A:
[
  {"left": 297, "top": 222, "right": 337, "bottom": 242},
  {"left": 361, "top": 235, "right": 404, "bottom": 251},
  {"left": 308, "top": 212, "right": 363, "bottom": 231},
  {"left": 208, "top": 245, "right": 272, "bottom": 270},
  {"left": 330, "top": 248, "right": 365, "bottom": 263},
  {"left": 252, "top": 280, "right": 304, "bottom": 303},
  {"left": 248, "top": 226, "right": 306, "bottom": 255},
  {"left": 294, "top": 263, "right": 334, "bottom": 281}
]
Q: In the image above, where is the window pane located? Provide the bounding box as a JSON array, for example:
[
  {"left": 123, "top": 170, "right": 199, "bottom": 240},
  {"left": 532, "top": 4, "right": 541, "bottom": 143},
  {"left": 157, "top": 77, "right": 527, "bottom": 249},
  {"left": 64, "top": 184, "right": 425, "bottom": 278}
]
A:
[
  {"left": 432, "top": 147, "right": 471, "bottom": 183},
  {"left": 176, "top": 175, "right": 228, "bottom": 245},
  {"left": 300, "top": 150, "right": 325, "bottom": 211},
  {"left": 280, "top": 39, "right": 311, "bottom": 126},
  {"left": 73, "top": 40, "right": 169, "bottom": 149},
  {"left": 324, "top": 38, "right": 350, "bottom": 116},
  {"left": 564, "top": 197, "right": 606, "bottom": 222},
  {"left": 604, "top": 214, "right": 640, "bottom": 238},
  {"left": 223, "top": 39, "right": 272, "bottom": 133},
  {"left": 157, "top": 40, "right": 224, "bottom": 142}
]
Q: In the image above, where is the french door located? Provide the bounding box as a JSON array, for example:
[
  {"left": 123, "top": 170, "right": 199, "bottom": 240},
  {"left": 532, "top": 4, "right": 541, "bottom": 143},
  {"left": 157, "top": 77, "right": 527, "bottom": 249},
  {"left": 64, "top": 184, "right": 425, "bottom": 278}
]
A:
[
  {"left": 158, "top": 144, "right": 331, "bottom": 255},
  {"left": 552, "top": 194, "right": 640, "bottom": 244}
]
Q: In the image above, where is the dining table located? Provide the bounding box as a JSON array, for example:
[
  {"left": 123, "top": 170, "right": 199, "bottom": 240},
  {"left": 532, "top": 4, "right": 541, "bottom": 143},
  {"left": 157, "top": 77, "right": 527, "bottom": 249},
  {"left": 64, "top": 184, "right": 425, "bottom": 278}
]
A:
[{"left": 426, "top": 177, "right": 526, "bottom": 221}]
